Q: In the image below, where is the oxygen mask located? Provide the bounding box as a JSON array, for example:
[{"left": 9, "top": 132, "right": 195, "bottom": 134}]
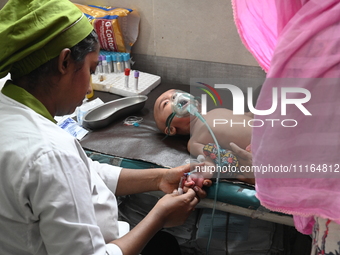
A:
[
  {"left": 170, "top": 90, "right": 199, "bottom": 118},
  {"left": 164, "top": 90, "right": 199, "bottom": 137}
]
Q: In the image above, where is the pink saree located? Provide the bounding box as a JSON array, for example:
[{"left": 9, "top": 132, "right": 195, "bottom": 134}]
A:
[{"left": 232, "top": 0, "right": 340, "bottom": 234}]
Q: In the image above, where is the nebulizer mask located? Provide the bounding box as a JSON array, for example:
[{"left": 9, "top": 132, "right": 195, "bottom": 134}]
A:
[
  {"left": 171, "top": 90, "right": 201, "bottom": 115},
  {"left": 165, "top": 90, "right": 219, "bottom": 142},
  {"left": 165, "top": 90, "right": 202, "bottom": 136}
]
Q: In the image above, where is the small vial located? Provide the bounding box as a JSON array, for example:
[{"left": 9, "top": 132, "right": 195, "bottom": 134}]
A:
[
  {"left": 106, "top": 55, "right": 113, "bottom": 73},
  {"left": 99, "top": 55, "right": 104, "bottom": 73},
  {"left": 112, "top": 54, "right": 118, "bottom": 73},
  {"left": 177, "top": 176, "right": 185, "bottom": 195},
  {"left": 102, "top": 56, "right": 109, "bottom": 74},
  {"left": 95, "top": 55, "right": 102, "bottom": 74},
  {"left": 134, "top": 70, "right": 139, "bottom": 90},
  {"left": 122, "top": 53, "right": 131, "bottom": 69},
  {"left": 124, "top": 68, "right": 130, "bottom": 88},
  {"left": 117, "top": 54, "right": 124, "bottom": 73}
]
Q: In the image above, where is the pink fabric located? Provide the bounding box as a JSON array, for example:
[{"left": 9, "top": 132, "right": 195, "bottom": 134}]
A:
[
  {"left": 232, "top": 0, "right": 340, "bottom": 234},
  {"left": 232, "top": 0, "right": 307, "bottom": 72}
]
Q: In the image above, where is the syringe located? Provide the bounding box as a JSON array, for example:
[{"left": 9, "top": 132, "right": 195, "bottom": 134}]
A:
[{"left": 177, "top": 176, "right": 185, "bottom": 195}]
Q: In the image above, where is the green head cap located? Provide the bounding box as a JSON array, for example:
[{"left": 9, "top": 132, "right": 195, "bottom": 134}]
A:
[{"left": 0, "top": 0, "right": 93, "bottom": 79}]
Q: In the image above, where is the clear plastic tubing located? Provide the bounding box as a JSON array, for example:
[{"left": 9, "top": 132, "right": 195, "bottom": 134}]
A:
[
  {"left": 187, "top": 105, "right": 221, "bottom": 255},
  {"left": 170, "top": 91, "right": 221, "bottom": 255}
]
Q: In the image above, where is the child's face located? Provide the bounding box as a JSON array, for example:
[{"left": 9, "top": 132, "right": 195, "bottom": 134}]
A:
[
  {"left": 154, "top": 89, "right": 191, "bottom": 134},
  {"left": 154, "top": 89, "right": 177, "bottom": 132}
]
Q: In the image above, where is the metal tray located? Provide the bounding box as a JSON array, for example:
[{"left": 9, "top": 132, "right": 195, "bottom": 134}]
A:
[{"left": 82, "top": 95, "right": 148, "bottom": 130}]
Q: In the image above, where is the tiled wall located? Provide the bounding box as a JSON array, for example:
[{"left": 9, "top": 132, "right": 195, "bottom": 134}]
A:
[
  {"left": 132, "top": 54, "right": 265, "bottom": 88},
  {"left": 72, "top": 0, "right": 259, "bottom": 66},
  {"left": 73, "top": 0, "right": 266, "bottom": 84},
  {"left": 0, "top": 0, "right": 266, "bottom": 85}
]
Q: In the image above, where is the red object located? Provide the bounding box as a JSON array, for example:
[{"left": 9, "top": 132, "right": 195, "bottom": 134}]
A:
[
  {"left": 93, "top": 19, "right": 118, "bottom": 51},
  {"left": 125, "top": 68, "right": 130, "bottom": 76}
]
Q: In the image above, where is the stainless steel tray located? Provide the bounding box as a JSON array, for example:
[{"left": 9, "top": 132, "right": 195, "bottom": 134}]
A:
[{"left": 82, "top": 95, "right": 148, "bottom": 130}]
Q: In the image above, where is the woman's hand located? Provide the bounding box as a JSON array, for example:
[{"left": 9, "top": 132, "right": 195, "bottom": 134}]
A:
[
  {"left": 112, "top": 188, "right": 200, "bottom": 254},
  {"left": 183, "top": 162, "right": 213, "bottom": 196},
  {"left": 158, "top": 163, "right": 211, "bottom": 199},
  {"left": 152, "top": 188, "right": 199, "bottom": 228},
  {"left": 229, "top": 142, "right": 255, "bottom": 184},
  {"left": 183, "top": 174, "right": 212, "bottom": 198},
  {"left": 230, "top": 142, "right": 252, "bottom": 167}
]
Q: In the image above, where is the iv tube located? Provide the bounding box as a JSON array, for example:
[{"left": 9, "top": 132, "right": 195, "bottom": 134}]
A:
[{"left": 187, "top": 105, "right": 222, "bottom": 255}]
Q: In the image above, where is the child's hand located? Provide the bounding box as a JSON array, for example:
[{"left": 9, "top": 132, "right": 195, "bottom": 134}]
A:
[
  {"left": 183, "top": 172, "right": 212, "bottom": 198},
  {"left": 159, "top": 163, "right": 211, "bottom": 199}
]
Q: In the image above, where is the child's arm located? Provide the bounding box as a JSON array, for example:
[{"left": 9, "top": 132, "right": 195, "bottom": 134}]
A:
[
  {"left": 189, "top": 141, "right": 255, "bottom": 184},
  {"left": 187, "top": 139, "right": 205, "bottom": 158}
]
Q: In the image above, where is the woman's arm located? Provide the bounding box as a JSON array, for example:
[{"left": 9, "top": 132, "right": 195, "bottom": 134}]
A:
[
  {"left": 112, "top": 189, "right": 198, "bottom": 255},
  {"left": 115, "top": 164, "right": 209, "bottom": 197},
  {"left": 115, "top": 167, "right": 170, "bottom": 196}
]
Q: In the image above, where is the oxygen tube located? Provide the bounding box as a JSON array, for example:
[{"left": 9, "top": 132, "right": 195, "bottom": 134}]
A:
[{"left": 167, "top": 90, "right": 221, "bottom": 255}]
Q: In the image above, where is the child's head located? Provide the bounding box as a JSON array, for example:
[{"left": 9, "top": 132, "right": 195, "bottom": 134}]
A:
[{"left": 153, "top": 89, "right": 191, "bottom": 136}]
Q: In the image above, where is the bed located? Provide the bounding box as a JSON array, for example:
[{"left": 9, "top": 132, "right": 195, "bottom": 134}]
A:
[{"left": 80, "top": 83, "right": 306, "bottom": 254}]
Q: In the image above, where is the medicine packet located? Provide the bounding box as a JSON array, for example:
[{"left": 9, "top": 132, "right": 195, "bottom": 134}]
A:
[
  {"left": 74, "top": 3, "right": 140, "bottom": 53},
  {"left": 57, "top": 117, "right": 89, "bottom": 140}
]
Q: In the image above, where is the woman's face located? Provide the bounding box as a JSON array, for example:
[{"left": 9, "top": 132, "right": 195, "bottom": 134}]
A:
[{"left": 56, "top": 48, "right": 99, "bottom": 116}]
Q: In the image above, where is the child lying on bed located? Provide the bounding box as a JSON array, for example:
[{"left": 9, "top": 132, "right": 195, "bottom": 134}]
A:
[{"left": 153, "top": 89, "right": 255, "bottom": 184}]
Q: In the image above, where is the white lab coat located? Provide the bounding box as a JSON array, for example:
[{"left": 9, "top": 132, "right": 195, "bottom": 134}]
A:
[{"left": 0, "top": 92, "right": 123, "bottom": 254}]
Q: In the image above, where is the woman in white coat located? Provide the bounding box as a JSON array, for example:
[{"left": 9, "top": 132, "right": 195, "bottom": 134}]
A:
[{"left": 0, "top": 0, "right": 209, "bottom": 254}]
